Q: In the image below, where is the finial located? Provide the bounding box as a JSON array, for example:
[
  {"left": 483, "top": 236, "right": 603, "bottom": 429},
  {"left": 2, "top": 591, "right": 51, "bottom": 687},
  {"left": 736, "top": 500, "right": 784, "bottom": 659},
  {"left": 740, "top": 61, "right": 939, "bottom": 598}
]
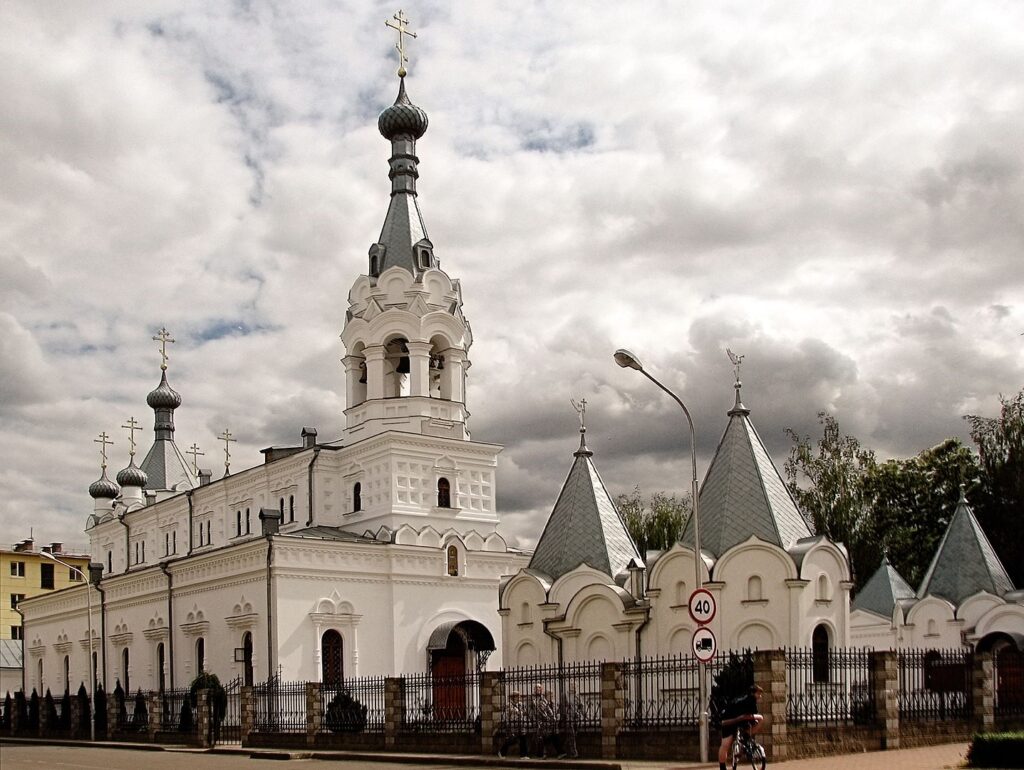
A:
[
  {"left": 121, "top": 416, "right": 141, "bottom": 461},
  {"left": 94, "top": 432, "right": 114, "bottom": 471},
  {"left": 187, "top": 443, "right": 205, "bottom": 476},
  {"left": 726, "top": 348, "right": 750, "bottom": 415},
  {"left": 385, "top": 9, "right": 417, "bottom": 78},
  {"left": 218, "top": 428, "right": 237, "bottom": 476},
  {"left": 958, "top": 483, "right": 968, "bottom": 505},
  {"left": 570, "top": 397, "right": 593, "bottom": 456},
  {"left": 153, "top": 327, "right": 175, "bottom": 371}
]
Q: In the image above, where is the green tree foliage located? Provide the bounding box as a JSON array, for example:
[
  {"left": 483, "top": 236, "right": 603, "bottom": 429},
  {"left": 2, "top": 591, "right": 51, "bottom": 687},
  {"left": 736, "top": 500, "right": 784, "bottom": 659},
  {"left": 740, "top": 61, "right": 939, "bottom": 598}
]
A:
[
  {"left": 966, "top": 388, "right": 1024, "bottom": 586},
  {"left": 615, "top": 486, "right": 691, "bottom": 557}
]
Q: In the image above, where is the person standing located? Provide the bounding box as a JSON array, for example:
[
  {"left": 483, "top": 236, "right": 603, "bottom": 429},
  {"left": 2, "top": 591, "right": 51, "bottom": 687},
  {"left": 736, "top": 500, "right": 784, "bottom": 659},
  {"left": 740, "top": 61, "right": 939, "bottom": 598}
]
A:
[{"left": 497, "top": 692, "right": 529, "bottom": 758}]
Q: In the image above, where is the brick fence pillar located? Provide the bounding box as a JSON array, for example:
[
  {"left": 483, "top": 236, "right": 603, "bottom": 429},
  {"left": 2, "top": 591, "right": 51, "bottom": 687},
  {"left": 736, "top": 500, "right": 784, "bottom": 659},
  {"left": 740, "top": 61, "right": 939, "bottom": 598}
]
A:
[
  {"left": 107, "top": 690, "right": 119, "bottom": 738},
  {"left": 384, "top": 677, "right": 404, "bottom": 750},
  {"left": 600, "top": 661, "right": 624, "bottom": 759},
  {"left": 480, "top": 670, "right": 502, "bottom": 755},
  {"left": 11, "top": 693, "right": 21, "bottom": 735},
  {"left": 973, "top": 651, "right": 995, "bottom": 734},
  {"left": 306, "top": 682, "right": 320, "bottom": 746},
  {"left": 754, "top": 650, "right": 787, "bottom": 762},
  {"left": 240, "top": 686, "right": 254, "bottom": 745},
  {"left": 197, "top": 688, "right": 211, "bottom": 748},
  {"left": 69, "top": 692, "right": 81, "bottom": 738},
  {"left": 39, "top": 693, "right": 49, "bottom": 737},
  {"left": 871, "top": 650, "right": 899, "bottom": 750},
  {"left": 147, "top": 691, "right": 161, "bottom": 740}
]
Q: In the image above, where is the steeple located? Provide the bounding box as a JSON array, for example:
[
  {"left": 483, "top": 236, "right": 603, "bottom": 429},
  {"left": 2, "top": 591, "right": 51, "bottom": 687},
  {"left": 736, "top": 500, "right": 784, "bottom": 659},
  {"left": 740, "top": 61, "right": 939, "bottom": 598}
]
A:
[
  {"left": 137, "top": 328, "right": 198, "bottom": 492},
  {"left": 852, "top": 554, "right": 916, "bottom": 618},
  {"left": 917, "top": 487, "right": 1014, "bottom": 605},
  {"left": 683, "top": 367, "right": 811, "bottom": 557},
  {"left": 529, "top": 413, "right": 643, "bottom": 582}
]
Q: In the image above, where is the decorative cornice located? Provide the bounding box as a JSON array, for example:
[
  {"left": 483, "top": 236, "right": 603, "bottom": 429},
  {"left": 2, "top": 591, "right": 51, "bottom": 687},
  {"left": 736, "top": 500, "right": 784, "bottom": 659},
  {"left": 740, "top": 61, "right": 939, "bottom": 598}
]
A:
[
  {"left": 109, "top": 632, "right": 133, "bottom": 647},
  {"left": 143, "top": 626, "right": 169, "bottom": 641},
  {"left": 225, "top": 612, "right": 260, "bottom": 631},
  {"left": 180, "top": 620, "right": 210, "bottom": 637}
]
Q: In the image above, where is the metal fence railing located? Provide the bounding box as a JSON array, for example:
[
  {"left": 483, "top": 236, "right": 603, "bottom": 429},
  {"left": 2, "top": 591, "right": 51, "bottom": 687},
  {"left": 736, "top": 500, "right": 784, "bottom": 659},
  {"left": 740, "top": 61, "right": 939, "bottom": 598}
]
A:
[
  {"left": 400, "top": 670, "right": 480, "bottom": 733},
  {"left": 620, "top": 650, "right": 740, "bottom": 730},
  {"left": 217, "top": 676, "right": 242, "bottom": 743},
  {"left": 161, "top": 686, "right": 197, "bottom": 735},
  {"left": 785, "top": 647, "right": 875, "bottom": 726},
  {"left": 500, "top": 659, "right": 604, "bottom": 733},
  {"left": 898, "top": 648, "right": 972, "bottom": 722},
  {"left": 320, "top": 676, "right": 387, "bottom": 734},
  {"left": 253, "top": 676, "right": 306, "bottom": 733},
  {"left": 996, "top": 647, "right": 1024, "bottom": 717}
]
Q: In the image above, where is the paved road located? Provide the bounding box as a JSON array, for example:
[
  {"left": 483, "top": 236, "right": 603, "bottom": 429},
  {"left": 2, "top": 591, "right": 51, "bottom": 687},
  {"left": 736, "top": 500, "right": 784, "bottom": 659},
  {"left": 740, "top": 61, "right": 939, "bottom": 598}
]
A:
[{"left": 0, "top": 742, "right": 971, "bottom": 770}]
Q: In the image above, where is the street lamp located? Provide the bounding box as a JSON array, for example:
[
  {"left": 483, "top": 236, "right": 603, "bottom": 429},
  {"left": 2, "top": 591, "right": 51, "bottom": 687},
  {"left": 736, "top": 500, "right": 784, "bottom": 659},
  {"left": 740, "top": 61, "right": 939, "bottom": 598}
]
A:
[
  {"left": 614, "top": 348, "right": 708, "bottom": 763},
  {"left": 41, "top": 551, "right": 98, "bottom": 742}
]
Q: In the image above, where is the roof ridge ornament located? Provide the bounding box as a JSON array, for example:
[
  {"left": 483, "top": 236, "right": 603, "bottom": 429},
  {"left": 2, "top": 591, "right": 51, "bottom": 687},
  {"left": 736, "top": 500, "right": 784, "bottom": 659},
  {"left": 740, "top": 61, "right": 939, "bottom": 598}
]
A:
[
  {"left": 121, "top": 416, "right": 141, "bottom": 462},
  {"left": 385, "top": 9, "right": 417, "bottom": 78},
  {"left": 94, "top": 431, "right": 114, "bottom": 472},
  {"left": 218, "top": 428, "right": 237, "bottom": 477},
  {"left": 726, "top": 348, "right": 750, "bottom": 416},
  {"left": 570, "top": 397, "right": 592, "bottom": 456}
]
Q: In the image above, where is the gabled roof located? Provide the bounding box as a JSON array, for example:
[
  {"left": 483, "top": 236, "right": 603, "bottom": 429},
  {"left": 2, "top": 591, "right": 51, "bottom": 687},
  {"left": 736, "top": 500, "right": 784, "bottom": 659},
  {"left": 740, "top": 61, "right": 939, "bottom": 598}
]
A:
[
  {"left": 852, "top": 555, "right": 916, "bottom": 617},
  {"left": 529, "top": 431, "right": 643, "bottom": 582},
  {"left": 683, "top": 388, "right": 811, "bottom": 557},
  {"left": 917, "top": 491, "right": 1015, "bottom": 605},
  {"left": 140, "top": 438, "right": 198, "bottom": 492}
]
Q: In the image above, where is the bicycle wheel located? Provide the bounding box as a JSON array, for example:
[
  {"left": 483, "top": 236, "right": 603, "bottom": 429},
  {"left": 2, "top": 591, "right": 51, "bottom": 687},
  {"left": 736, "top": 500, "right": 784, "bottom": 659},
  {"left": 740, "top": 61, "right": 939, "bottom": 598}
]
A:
[
  {"left": 749, "top": 740, "right": 766, "bottom": 770},
  {"left": 731, "top": 740, "right": 742, "bottom": 770}
]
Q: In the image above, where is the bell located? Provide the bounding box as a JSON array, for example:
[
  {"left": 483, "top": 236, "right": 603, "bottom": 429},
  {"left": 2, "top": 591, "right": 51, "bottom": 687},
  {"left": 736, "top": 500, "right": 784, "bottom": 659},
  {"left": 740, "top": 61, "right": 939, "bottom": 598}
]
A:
[
  {"left": 358, "top": 363, "right": 367, "bottom": 384},
  {"left": 396, "top": 357, "right": 410, "bottom": 374}
]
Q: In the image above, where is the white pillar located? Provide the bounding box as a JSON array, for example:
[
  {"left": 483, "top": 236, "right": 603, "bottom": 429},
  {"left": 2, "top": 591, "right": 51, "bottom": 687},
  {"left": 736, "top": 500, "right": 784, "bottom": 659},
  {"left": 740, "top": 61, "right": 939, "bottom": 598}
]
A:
[
  {"left": 406, "top": 341, "right": 432, "bottom": 397},
  {"left": 342, "top": 354, "right": 366, "bottom": 407}
]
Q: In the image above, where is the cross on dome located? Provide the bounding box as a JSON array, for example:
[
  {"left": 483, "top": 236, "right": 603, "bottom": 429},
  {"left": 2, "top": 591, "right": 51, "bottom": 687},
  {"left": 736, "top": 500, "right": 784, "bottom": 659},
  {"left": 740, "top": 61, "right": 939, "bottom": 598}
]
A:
[
  {"left": 94, "top": 431, "right": 114, "bottom": 470},
  {"left": 153, "top": 327, "right": 175, "bottom": 371},
  {"left": 218, "top": 428, "right": 237, "bottom": 476},
  {"left": 121, "top": 416, "right": 141, "bottom": 460},
  {"left": 385, "top": 9, "right": 418, "bottom": 77}
]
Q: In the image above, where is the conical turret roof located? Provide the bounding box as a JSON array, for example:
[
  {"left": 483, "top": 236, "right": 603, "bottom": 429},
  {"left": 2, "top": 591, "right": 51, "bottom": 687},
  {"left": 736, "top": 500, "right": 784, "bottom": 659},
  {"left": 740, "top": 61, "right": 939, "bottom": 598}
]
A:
[
  {"left": 917, "top": 490, "right": 1014, "bottom": 605},
  {"left": 529, "top": 429, "right": 643, "bottom": 581},
  {"left": 683, "top": 385, "right": 811, "bottom": 557},
  {"left": 852, "top": 555, "right": 916, "bottom": 617}
]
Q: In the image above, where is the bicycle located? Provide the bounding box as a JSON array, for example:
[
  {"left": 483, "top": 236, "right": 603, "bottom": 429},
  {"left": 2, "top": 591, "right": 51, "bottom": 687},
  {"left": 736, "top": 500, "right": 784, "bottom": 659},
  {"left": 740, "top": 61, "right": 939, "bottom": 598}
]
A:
[{"left": 731, "top": 720, "right": 766, "bottom": 770}]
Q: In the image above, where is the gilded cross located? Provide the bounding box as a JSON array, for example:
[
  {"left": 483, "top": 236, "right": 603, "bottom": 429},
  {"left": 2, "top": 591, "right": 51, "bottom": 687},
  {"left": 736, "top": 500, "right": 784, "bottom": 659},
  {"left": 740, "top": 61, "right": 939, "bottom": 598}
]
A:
[
  {"left": 121, "top": 416, "right": 141, "bottom": 459},
  {"left": 385, "top": 9, "right": 417, "bottom": 77},
  {"left": 94, "top": 431, "right": 114, "bottom": 470},
  {"left": 218, "top": 429, "right": 237, "bottom": 476},
  {"left": 570, "top": 397, "right": 588, "bottom": 431},
  {"left": 153, "top": 327, "right": 175, "bottom": 371},
  {"left": 187, "top": 443, "right": 205, "bottom": 475}
]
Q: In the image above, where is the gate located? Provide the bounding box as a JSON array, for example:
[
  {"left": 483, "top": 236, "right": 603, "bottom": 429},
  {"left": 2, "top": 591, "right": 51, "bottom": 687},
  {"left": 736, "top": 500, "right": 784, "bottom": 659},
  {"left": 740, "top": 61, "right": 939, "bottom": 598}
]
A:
[{"left": 214, "top": 676, "right": 243, "bottom": 745}]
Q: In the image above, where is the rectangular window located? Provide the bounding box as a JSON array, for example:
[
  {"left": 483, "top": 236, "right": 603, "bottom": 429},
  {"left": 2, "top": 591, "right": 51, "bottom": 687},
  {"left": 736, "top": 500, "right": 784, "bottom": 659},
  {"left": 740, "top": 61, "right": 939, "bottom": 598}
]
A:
[
  {"left": 40, "top": 562, "right": 54, "bottom": 589},
  {"left": 172, "top": 531, "right": 177, "bottom": 553},
  {"left": 10, "top": 594, "right": 25, "bottom": 609},
  {"left": 107, "top": 551, "right": 112, "bottom": 573},
  {"left": 69, "top": 568, "right": 83, "bottom": 581},
  {"left": 11, "top": 625, "right": 23, "bottom": 640},
  {"left": 10, "top": 562, "right": 25, "bottom": 577}
]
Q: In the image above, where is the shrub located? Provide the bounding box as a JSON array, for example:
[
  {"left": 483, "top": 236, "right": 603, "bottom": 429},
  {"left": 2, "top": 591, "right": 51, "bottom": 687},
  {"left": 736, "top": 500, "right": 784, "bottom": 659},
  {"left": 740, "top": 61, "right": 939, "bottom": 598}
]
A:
[
  {"left": 324, "top": 689, "right": 367, "bottom": 733},
  {"left": 60, "top": 689, "right": 72, "bottom": 730},
  {"left": 2, "top": 692, "right": 11, "bottom": 730},
  {"left": 28, "top": 689, "right": 39, "bottom": 731},
  {"left": 709, "top": 650, "right": 753, "bottom": 729},
  {"left": 189, "top": 672, "right": 227, "bottom": 723},
  {"left": 44, "top": 689, "right": 57, "bottom": 729},
  {"left": 131, "top": 689, "right": 148, "bottom": 731},
  {"left": 93, "top": 684, "right": 107, "bottom": 735},
  {"left": 77, "top": 683, "right": 90, "bottom": 735},
  {"left": 178, "top": 698, "right": 194, "bottom": 733},
  {"left": 968, "top": 732, "right": 1024, "bottom": 768}
]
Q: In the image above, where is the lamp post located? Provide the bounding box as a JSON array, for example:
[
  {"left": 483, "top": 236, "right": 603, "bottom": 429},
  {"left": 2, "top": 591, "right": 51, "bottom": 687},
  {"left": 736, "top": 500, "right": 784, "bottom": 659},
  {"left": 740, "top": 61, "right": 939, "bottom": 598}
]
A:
[
  {"left": 41, "top": 551, "right": 97, "bottom": 742},
  {"left": 614, "top": 348, "right": 708, "bottom": 763}
]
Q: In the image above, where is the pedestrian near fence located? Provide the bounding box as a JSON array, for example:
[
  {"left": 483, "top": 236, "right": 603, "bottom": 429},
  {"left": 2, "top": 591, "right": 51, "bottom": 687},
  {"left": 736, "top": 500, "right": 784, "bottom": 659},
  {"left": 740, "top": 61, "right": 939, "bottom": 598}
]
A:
[{"left": 497, "top": 691, "right": 529, "bottom": 759}]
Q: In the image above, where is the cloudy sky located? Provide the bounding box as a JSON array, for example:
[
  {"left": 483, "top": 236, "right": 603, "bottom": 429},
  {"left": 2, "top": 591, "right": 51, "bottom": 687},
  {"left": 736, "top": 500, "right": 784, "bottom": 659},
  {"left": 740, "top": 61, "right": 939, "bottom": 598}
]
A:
[{"left": 2, "top": 0, "right": 1022, "bottom": 550}]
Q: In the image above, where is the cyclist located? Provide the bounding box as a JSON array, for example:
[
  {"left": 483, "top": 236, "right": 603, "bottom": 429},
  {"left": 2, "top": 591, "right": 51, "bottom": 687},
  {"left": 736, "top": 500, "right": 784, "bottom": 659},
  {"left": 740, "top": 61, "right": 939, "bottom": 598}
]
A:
[{"left": 718, "top": 684, "right": 763, "bottom": 770}]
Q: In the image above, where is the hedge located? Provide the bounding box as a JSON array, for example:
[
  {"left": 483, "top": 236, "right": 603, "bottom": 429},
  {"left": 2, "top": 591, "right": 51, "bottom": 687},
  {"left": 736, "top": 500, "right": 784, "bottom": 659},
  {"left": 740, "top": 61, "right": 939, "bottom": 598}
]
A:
[{"left": 968, "top": 732, "right": 1024, "bottom": 768}]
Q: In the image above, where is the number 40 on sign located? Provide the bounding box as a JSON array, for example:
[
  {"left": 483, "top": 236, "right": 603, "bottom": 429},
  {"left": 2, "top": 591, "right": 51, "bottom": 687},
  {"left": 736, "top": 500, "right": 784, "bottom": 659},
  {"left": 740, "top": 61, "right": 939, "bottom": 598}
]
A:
[{"left": 688, "top": 588, "right": 716, "bottom": 625}]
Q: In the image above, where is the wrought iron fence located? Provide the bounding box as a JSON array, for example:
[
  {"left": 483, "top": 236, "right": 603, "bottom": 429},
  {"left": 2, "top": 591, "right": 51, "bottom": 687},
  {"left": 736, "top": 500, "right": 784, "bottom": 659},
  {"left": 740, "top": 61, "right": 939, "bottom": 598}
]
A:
[
  {"left": 218, "top": 676, "right": 243, "bottom": 743},
  {"left": 320, "top": 676, "right": 387, "bottom": 734},
  {"left": 500, "top": 660, "right": 604, "bottom": 733},
  {"left": 161, "top": 686, "right": 197, "bottom": 735},
  {"left": 996, "top": 647, "right": 1024, "bottom": 717},
  {"left": 253, "top": 676, "right": 307, "bottom": 733},
  {"left": 898, "top": 648, "right": 972, "bottom": 722},
  {"left": 400, "top": 670, "right": 480, "bottom": 733},
  {"left": 785, "top": 647, "right": 875, "bottom": 726}
]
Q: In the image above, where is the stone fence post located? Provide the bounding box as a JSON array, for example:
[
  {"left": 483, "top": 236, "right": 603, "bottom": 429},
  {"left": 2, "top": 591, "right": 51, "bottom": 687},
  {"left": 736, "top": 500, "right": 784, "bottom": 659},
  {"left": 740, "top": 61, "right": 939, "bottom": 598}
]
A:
[
  {"left": 384, "top": 677, "right": 404, "bottom": 750},
  {"left": 871, "top": 650, "right": 899, "bottom": 750},
  {"left": 106, "top": 690, "right": 119, "bottom": 738},
  {"left": 240, "top": 686, "right": 254, "bottom": 745},
  {"left": 753, "top": 650, "right": 787, "bottom": 761},
  {"left": 973, "top": 651, "right": 994, "bottom": 734},
  {"left": 600, "top": 661, "right": 624, "bottom": 759},
  {"left": 69, "top": 691, "right": 81, "bottom": 738},
  {"left": 479, "top": 670, "right": 502, "bottom": 755},
  {"left": 39, "top": 693, "right": 49, "bottom": 737},
  {"left": 306, "top": 682, "right": 320, "bottom": 746},
  {"left": 147, "top": 691, "right": 161, "bottom": 740},
  {"left": 196, "top": 688, "right": 211, "bottom": 748}
]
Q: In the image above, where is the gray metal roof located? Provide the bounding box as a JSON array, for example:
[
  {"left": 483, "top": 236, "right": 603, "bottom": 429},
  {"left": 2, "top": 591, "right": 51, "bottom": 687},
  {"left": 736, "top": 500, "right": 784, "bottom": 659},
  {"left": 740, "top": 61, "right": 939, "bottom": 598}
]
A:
[
  {"left": 852, "top": 556, "right": 916, "bottom": 617},
  {"left": 683, "top": 390, "right": 811, "bottom": 557},
  {"left": 140, "top": 437, "right": 197, "bottom": 492},
  {"left": 0, "top": 638, "right": 23, "bottom": 669},
  {"left": 917, "top": 492, "right": 1015, "bottom": 605},
  {"left": 529, "top": 431, "right": 643, "bottom": 582},
  {"left": 285, "top": 525, "right": 382, "bottom": 544}
]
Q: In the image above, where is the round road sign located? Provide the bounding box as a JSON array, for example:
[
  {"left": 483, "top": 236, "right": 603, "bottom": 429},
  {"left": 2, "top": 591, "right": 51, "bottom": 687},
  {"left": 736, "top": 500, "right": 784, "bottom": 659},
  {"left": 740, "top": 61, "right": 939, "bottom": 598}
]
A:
[
  {"left": 692, "top": 627, "right": 717, "bottom": 662},
  {"left": 688, "top": 588, "right": 717, "bottom": 625}
]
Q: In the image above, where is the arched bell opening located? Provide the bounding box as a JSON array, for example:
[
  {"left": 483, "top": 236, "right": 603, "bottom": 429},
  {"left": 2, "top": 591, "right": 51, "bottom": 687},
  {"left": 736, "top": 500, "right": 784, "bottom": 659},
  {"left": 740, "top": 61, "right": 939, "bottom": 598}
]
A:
[
  {"left": 347, "top": 342, "right": 367, "bottom": 406},
  {"left": 428, "top": 335, "right": 452, "bottom": 399},
  {"left": 384, "top": 336, "right": 410, "bottom": 397}
]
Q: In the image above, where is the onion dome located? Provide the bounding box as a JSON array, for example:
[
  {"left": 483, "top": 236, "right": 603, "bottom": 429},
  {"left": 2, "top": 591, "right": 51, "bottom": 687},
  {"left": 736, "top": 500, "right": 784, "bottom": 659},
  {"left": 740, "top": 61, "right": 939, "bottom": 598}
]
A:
[
  {"left": 378, "top": 78, "right": 428, "bottom": 140},
  {"left": 147, "top": 371, "right": 182, "bottom": 410},
  {"left": 89, "top": 470, "right": 120, "bottom": 500},
  {"left": 116, "top": 461, "right": 148, "bottom": 489}
]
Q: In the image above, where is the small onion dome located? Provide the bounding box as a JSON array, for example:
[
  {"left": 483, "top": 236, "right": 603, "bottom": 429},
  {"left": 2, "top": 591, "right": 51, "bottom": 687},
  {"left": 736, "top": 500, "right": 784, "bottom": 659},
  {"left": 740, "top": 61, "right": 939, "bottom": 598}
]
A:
[
  {"left": 378, "top": 78, "right": 428, "bottom": 141},
  {"left": 89, "top": 470, "right": 120, "bottom": 499},
  {"left": 147, "top": 371, "right": 182, "bottom": 410},
  {"left": 116, "top": 461, "right": 148, "bottom": 489}
]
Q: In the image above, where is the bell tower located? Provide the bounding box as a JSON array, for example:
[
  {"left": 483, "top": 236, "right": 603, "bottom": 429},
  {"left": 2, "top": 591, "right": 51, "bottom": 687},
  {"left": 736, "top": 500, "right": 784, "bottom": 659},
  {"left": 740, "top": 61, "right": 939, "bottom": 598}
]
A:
[{"left": 341, "top": 18, "right": 472, "bottom": 444}]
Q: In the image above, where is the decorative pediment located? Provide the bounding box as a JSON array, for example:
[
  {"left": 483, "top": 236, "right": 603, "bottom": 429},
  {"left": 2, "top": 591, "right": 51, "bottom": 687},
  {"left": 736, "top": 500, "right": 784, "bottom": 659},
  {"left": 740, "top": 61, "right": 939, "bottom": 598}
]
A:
[
  {"left": 181, "top": 605, "right": 209, "bottom": 636},
  {"left": 54, "top": 632, "right": 72, "bottom": 655},
  {"left": 226, "top": 595, "right": 259, "bottom": 630},
  {"left": 29, "top": 637, "right": 46, "bottom": 656},
  {"left": 309, "top": 590, "right": 362, "bottom": 628}
]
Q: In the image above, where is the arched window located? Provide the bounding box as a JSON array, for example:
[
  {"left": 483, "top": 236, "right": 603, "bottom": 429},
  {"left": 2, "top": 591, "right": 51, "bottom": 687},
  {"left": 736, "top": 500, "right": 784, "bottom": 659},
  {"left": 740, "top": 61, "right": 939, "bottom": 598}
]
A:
[
  {"left": 63, "top": 656, "right": 70, "bottom": 694},
  {"left": 38, "top": 659, "right": 43, "bottom": 689},
  {"left": 242, "top": 632, "right": 254, "bottom": 686},
  {"left": 236, "top": 511, "right": 242, "bottom": 536},
  {"left": 92, "top": 651, "right": 98, "bottom": 686},
  {"left": 196, "top": 638, "right": 205, "bottom": 674},
  {"left": 812, "top": 624, "right": 830, "bottom": 683},
  {"left": 289, "top": 495, "right": 295, "bottom": 522},
  {"left": 245, "top": 508, "right": 251, "bottom": 534},
  {"left": 446, "top": 544, "right": 459, "bottom": 576},
  {"left": 817, "top": 574, "right": 831, "bottom": 601},
  {"left": 279, "top": 498, "right": 285, "bottom": 519},
  {"left": 122, "top": 647, "right": 130, "bottom": 693},
  {"left": 520, "top": 602, "right": 532, "bottom": 624},
  {"left": 107, "top": 551, "right": 112, "bottom": 573},
  {"left": 206, "top": 520, "right": 211, "bottom": 543},
  {"left": 927, "top": 619, "right": 937, "bottom": 636},
  {"left": 747, "top": 575, "right": 763, "bottom": 601},
  {"left": 353, "top": 483, "right": 362, "bottom": 513},
  {"left": 157, "top": 642, "right": 166, "bottom": 693},
  {"left": 437, "top": 477, "right": 451, "bottom": 508},
  {"left": 675, "top": 581, "right": 688, "bottom": 606},
  {"left": 322, "top": 630, "right": 343, "bottom": 687}
]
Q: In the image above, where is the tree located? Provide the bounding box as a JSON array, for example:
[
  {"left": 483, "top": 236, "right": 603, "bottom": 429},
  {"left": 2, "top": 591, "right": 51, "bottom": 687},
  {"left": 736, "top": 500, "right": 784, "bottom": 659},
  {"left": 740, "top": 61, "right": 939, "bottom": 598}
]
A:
[
  {"left": 966, "top": 388, "right": 1024, "bottom": 586},
  {"left": 616, "top": 486, "right": 691, "bottom": 557}
]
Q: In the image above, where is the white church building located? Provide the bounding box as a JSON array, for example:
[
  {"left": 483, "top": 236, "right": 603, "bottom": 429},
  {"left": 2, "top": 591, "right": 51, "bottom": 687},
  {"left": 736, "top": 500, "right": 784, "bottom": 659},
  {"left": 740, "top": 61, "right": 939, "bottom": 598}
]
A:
[{"left": 20, "top": 67, "right": 529, "bottom": 697}]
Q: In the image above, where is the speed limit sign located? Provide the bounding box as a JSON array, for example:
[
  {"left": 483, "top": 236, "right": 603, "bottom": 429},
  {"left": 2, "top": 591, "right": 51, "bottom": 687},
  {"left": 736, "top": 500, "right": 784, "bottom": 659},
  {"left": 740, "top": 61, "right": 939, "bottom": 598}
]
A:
[{"left": 688, "top": 588, "right": 716, "bottom": 625}]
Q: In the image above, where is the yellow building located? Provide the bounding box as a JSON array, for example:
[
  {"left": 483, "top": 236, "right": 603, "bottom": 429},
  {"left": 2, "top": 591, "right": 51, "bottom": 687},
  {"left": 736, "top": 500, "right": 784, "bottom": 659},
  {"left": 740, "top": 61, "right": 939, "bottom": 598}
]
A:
[{"left": 1, "top": 539, "right": 91, "bottom": 641}]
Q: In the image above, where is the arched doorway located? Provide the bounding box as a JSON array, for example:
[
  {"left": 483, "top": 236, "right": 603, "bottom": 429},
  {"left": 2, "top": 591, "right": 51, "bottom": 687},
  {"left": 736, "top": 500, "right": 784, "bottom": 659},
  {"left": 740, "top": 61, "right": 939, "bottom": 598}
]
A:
[
  {"left": 322, "top": 630, "right": 343, "bottom": 687},
  {"left": 426, "top": 620, "right": 496, "bottom": 720},
  {"left": 978, "top": 632, "right": 1024, "bottom": 713},
  {"left": 242, "top": 632, "right": 254, "bottom": 686},
  {"left": 812, "top": 624, "right": 830, "bottom": 683}
]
